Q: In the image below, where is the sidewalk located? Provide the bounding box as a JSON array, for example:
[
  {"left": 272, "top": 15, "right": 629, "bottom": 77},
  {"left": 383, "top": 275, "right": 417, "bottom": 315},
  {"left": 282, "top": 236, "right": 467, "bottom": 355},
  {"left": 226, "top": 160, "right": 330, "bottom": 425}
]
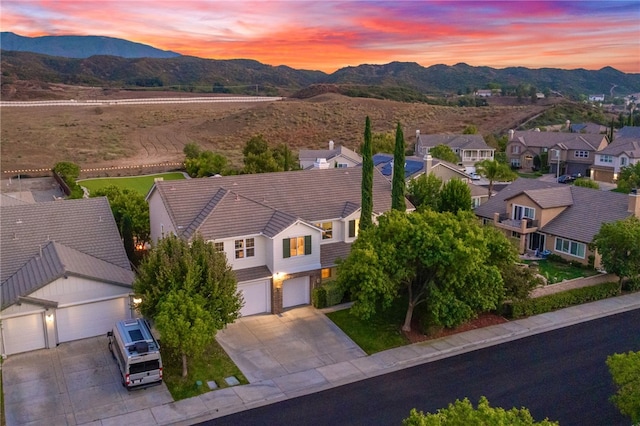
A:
[{"left": 95, "top": 292, "right": 640, "bottom": 426}]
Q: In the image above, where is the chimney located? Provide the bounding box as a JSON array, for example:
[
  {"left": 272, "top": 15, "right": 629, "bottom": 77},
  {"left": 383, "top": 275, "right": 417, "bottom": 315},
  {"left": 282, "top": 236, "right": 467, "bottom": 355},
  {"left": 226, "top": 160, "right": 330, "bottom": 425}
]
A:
[
  {"left": 329, "top": 140, "right": 334, "bottom": 150},
  {"left": 423, "top": 154, "right": 433, "bottom": 174},
  {"left": 508, "top": 129, "right": 514, "bottom": 140},
  {"left": 629, "top": 189, "right": 640, "bottom": 217}
]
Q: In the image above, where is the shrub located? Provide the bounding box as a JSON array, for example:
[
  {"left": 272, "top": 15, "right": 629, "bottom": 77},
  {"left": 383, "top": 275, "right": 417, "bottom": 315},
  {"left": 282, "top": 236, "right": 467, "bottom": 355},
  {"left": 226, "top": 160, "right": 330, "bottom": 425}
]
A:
[
  {"left": 622, "top": 278, "right": 640, "bottom": 292},
  {"left": 545, "top": 253, "right": 566, "bottom": 263},
  {"left": 312, "top": 286, "right": 327, "bottom": 309},
  {"left": 504, "top": 281, "right": 620, "bottom": 318},
  {"left": 325, "top": 281, "right": 345, "bottom": 307}
]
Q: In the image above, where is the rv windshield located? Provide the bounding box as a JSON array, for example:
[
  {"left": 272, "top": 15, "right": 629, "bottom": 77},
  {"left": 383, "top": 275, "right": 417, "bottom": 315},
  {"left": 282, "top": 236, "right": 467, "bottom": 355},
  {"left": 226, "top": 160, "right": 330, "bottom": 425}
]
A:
[{"left": 129, "top": 360, "right": 160, "bottom": 375}]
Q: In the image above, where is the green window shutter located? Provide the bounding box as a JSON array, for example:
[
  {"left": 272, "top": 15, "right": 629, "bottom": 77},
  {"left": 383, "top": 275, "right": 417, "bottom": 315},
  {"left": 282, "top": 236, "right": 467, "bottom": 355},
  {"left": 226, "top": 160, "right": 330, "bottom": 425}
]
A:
[
  {"left": 304, "top": 235, "right": 312, "bottom": 255},
  {"left": 348, "top": 220, "right": 355, "bottom": 238},
  {"left": 283, "top": 239, "right": 291, "bottom": 258}
]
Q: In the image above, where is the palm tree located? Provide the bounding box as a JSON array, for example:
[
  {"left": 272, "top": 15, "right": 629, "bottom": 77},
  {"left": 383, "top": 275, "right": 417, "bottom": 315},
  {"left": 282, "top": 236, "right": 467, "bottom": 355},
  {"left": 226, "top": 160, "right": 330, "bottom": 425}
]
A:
[{"left": 475, "top": 159, "right": 517, "bottom": 197}]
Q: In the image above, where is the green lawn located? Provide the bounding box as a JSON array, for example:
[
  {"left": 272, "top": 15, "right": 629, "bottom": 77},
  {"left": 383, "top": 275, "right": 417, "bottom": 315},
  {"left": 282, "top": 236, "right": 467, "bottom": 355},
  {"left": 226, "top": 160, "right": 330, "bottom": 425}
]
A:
[
  {"left": 326, "top": 298, "right": 409, "bottom": 355},
  {"left": 161, "top": 339, "right": 247, "bottom": 401},
  {"left": 78, "top": 172, "right": 185, "bottom": 196},
  {"left": 524, "top": 259, "right": 598, "bottom": 284}
]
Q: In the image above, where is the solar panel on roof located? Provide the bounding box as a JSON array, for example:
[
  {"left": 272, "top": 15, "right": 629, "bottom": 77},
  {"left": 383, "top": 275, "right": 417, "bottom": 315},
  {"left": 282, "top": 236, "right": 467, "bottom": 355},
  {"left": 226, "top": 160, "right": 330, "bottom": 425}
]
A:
[
  {"left": 373, "top": 154, "right": 392, "bottom": 166},
  {"left": 404, "top": 160, "right": 424, "bottom": 178}
]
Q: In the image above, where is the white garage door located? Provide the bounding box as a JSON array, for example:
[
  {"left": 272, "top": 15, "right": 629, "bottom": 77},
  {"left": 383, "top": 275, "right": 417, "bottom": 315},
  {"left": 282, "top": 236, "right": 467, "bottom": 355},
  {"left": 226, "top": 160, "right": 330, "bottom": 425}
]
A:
[
  {"left": 57, "top": 297, "right": 129, "bottom": 343},
  {"left": 238, "top": 280, "right": 271, "bottom": 316},
  {"left": 283, "top": 276, "right": 310, "bottom": 308},
  {"left": 3, "top": 314, "right": 46, "bottom": 355}
]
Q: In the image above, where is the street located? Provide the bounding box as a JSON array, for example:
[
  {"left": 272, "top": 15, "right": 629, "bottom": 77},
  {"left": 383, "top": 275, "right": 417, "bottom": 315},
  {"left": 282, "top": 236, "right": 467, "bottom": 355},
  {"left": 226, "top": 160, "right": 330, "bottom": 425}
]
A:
[{"left": 203, "top": 309, "right": 640, "bottom": 426}]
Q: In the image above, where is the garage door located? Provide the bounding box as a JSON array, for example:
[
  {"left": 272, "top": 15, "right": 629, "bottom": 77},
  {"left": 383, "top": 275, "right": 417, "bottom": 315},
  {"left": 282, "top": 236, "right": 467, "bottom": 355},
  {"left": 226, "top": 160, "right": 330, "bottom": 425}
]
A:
[
  {"left": 3, "top": 314, "right": 46, "bottom": 355},
  {"left": 238, "top": 280, "right": 271, "bottom": 316},
  {"left": 57, "top": 297, "right": 129, "bottom": 343},
  {"left": 283, "top": 276, "right": 310, "bottom": 308}
]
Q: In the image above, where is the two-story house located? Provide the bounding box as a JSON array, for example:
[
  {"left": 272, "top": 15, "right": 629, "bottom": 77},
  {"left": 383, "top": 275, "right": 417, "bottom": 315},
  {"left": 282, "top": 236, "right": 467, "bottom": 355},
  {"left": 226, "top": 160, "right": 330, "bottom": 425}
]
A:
[
  {"left": 373, "top": 153, "right": 489, "bottom": 207},
  {"left": 414, "top": 132, "right": 495, "bottom": 169},
  {"left": 299, "top": 141, "right": 362, "bottom": 169},
  {"left": 506, "top": 130, "right": 608, "bottom": 176},
  {"left": 147, "top": 168, "right": 409, "bottom": 316},
  {"left": 475, "top": 178, "right": 639, "bottom": 266},
  {"left": 591, "top": 135, "right": 640, "bottom": 182}
]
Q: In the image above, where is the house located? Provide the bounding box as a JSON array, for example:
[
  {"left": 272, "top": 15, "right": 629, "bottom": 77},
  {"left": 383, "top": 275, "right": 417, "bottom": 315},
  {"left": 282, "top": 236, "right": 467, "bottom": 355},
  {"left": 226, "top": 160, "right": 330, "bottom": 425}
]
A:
[
  {"left": 0, "top": 197, "right": 135, "bottom": 356},
  {"left": 506, "top": 130, "right": 608, "bottom": 176},
  {"left": 414, "top": 132, "right": 495, "bottom": 169},
  {"left": 476, "top": 89, "right": 493, "bottom": 97},
  {"left": 299, "top": 141, "right": 362, "bottom": 169},
  {"left": 475, "top": 178, "right": 639, "bottom": 266},
  {"left": 570, "top": 122, "right": 607, "bottom": 134},
  {"left": 588, "top": 94, "right": 605, "bottom": 102},
  {"left": 147, "top": 168, "right": 410, "bottom": 316},
  {"left": 590, "top": 135, "right": 640, "bottom": 183},
  {"left": 373, "top": 153, "right": 489, "bottom": 207}
]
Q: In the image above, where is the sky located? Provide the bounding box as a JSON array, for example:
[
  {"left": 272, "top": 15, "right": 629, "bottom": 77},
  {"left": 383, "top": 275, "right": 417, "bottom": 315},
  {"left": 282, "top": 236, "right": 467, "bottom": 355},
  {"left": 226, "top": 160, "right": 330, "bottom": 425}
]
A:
[{"left": 2, "top": 1, "right": 639, "bottom": 73}]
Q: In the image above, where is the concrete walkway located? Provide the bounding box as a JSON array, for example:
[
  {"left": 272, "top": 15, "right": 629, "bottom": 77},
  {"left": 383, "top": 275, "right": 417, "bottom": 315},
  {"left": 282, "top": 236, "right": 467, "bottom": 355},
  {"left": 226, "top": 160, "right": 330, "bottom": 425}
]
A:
[{"left": 63, "top": 292, "right": 640, "bottom": 426}]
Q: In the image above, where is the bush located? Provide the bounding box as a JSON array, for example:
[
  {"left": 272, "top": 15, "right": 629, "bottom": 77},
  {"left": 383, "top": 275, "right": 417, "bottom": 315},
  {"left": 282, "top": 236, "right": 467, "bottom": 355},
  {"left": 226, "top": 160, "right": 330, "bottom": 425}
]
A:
[
  {"left": 312, "top": 286, "right": 327, "bottom": 309},
  {"left": 504, "top": 281, "right": 620, "bottom": 318},
  {"left": 622, "top": 278, "right": 640, "bottom": 292},
  {"left": 545, "top": 253, "right": 566, "bottom": 263},
  {"left": 325, "top": 281, "right": 345, "bottom": 307}
]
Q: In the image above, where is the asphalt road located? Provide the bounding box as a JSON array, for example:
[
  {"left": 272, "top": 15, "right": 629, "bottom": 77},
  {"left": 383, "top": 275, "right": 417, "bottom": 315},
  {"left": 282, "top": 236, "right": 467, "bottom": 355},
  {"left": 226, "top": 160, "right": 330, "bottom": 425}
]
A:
[{"left": 204, "top": 309, "right": 640, "bottom": 426}]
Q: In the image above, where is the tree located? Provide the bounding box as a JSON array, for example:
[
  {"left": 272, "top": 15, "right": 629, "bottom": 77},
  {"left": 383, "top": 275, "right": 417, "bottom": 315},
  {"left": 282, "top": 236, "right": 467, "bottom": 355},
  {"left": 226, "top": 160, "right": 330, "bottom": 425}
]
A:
[
  {"left": 407, "top": 173, "right": 442, "bottom": 211},
  {"left": 573, "top": 178, "right": 599, "bottom": 189},
  {"left": 185, "top": 150, "right": 228, "bottom": 177},
  {"left": 616, "top": 162, "right": 640, "bottom": 193},
  {"left": 183, "top": 143, "right": 201, "bottom": 160},
  {"left": 462, "top": 124, "right": 478, "bottom": 134},
  {"left": 360, "top": 116, "right": 374, "bottom": 231},
  {"left": 337, "top": 210, "right": 507, "bottom": 332},
  {"left": 438, "top": 178, "right": 471, "bottom": 213},
  {"left": 91, "top": 185, "right": 150, "bottom": 251},
  {"left": 392, "top": 122, "right": 406, "bottom": 211},
  {"left": 592, "top": 216, "right": 640, "bottom": 290},
  {"left": 403, "top": 397, "right": 558, "bottom": 425},
  {"left": 134, "top": 233, "right": 242, "bottom": 377},
  {"left": 607, "top": 351, "right": 640, "bottom": 423},
  {"left": 475, "top": 159, "right": 517, "bottom": 197},
  {"left": 273, "top": 143, "right": 299, "bottom": 171},
  {"left": 53, "top": 161, "right": 83, "bottom": 198},
  {"left": 243, "top": 134, "right": 280, "bottom": 173},
  {"left": 429, "top": 144, "right": 459, "bottom": 164},
  {"left": 121, "top": 213, "right": 136, "bottom": 264},
  {"left": 370, "top": 132, "right": 395, "bottom": 155}
]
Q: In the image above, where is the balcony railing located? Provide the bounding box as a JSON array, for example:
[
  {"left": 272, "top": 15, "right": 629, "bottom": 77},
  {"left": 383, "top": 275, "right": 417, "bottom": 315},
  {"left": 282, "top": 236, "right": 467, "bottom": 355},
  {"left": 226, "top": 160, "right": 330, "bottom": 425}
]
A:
[{"left": 496, "top": 213, "right": 539, "bottom": 230}]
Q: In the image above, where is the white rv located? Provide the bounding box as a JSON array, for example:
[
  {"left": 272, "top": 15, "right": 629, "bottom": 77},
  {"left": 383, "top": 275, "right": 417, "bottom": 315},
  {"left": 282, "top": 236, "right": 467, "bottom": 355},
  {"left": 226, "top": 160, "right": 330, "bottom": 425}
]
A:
[{"left": 107, "top": 318, "right": 163, "bottom": 389}]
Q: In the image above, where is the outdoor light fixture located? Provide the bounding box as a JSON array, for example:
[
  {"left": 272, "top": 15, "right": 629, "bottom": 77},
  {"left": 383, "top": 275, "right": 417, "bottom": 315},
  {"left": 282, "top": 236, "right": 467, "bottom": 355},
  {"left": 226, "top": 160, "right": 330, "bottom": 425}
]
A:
[
  {"left": 133, "top": 297, "right": 142, "bottom": 305},
  {"left": 45, "top": 313, "right": 54, "bottom": 323}
]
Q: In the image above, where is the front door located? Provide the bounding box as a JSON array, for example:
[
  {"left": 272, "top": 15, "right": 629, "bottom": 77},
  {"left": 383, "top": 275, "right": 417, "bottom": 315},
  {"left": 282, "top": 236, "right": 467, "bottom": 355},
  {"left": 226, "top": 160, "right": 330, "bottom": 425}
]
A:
[{"left": 528, "top": 232, "right": 546, "bottom": 251}]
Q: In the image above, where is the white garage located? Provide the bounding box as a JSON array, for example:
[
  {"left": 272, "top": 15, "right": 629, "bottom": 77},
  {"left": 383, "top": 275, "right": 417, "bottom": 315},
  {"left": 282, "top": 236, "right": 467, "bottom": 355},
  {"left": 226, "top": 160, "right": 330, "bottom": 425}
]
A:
[
  {"left": 238, "top": 280, "right": 271, "bottom": 316},
  {"left": 2, "top": 313, "right": 46, "bottom": 356},
  {"left": 282, "top": 276, "right": 310, "bottom": 309},
  {"left": 56, "top": 297, "right": 130, "bottom": 343}
]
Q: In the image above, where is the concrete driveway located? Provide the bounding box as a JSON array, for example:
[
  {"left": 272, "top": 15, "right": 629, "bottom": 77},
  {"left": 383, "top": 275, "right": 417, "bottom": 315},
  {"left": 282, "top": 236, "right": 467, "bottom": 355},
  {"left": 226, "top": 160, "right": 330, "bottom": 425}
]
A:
[
  {"left": 3, "top": 335, "right": 172, "bottom": 426},
  {"left": 216, "top": 306, "right": 366, "bottom": 383}
]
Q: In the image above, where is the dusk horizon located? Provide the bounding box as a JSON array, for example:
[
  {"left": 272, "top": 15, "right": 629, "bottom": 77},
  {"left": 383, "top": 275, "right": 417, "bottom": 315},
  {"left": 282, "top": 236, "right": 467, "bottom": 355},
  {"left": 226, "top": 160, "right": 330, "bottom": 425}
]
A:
[{"left": 2, "top": 1, "right": 639, "bottom": 73}]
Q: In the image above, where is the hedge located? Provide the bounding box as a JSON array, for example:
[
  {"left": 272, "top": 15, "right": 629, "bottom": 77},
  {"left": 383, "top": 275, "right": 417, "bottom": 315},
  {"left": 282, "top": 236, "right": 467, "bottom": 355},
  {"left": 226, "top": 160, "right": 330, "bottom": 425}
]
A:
[
  {"left": 311, "top": 280, "right": 345, "bottom": 309},
  {"left": 505, "top": 281, "right": 620, "bottom": 318}
]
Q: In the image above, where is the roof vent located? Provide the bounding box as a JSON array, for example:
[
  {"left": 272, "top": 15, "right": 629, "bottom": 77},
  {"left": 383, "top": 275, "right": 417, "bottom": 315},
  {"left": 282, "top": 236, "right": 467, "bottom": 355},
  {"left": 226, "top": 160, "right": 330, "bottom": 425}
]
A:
[
  {"left": 329, "top": 140, "right": 334, "bottom": 150},
  {"left": 15, "top": 219, "right": 22, "bottom": 224}
]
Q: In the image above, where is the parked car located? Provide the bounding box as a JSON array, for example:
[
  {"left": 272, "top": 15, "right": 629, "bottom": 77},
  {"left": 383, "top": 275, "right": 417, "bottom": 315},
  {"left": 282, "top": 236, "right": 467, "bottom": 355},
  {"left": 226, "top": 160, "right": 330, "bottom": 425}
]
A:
[
  {"left": 468, "top": 172, "right": 481, "bottom": 181},
  {"left": 557, "top": 174, "right": 574, "bottom": 184}
]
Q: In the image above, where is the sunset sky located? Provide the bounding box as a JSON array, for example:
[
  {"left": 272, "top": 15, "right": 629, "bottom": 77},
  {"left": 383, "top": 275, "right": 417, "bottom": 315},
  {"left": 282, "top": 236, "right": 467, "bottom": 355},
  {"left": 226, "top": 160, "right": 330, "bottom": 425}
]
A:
[{"left": 2, "top": 1, "right": 639, "bottom": 73}]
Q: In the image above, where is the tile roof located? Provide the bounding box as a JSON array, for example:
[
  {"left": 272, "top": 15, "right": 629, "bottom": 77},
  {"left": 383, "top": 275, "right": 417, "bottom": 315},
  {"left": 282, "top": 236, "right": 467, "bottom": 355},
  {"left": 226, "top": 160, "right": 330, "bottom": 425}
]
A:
[
  {"left": 509, "top": 131, "right": 606, "bottom": 150},
  {"left": 152, "top": 168, "right": 408, "bottom": 241},
  {"left": 475, "top": 178, "right": 632, "bottom": 243},
  {"left": 598, "top": 136, "right": 640, "bottom": 158},
  {"left": 417, "top": 134, "right": 491, "bottom": 150},
  {"left": 299, "top": 145, "right": 362, "bottom": 164},
  {"left": 618, "top": 126, "right": 640, "bottom": 138},
  {"left": 234, "top": 265, "right": 272, "bottom": 282},
  {"left": 1, "top": 197, "right": 133, "bottom": 308},
  {"left": 320, "top": 242, "right": 353, "bottom": 268}
]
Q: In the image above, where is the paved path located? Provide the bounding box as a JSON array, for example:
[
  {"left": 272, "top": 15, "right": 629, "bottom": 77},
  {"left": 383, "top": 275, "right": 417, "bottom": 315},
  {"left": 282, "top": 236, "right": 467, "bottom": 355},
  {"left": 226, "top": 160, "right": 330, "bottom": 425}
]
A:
[{"left": 70, "top": 292, "right": 640, "bottom": 426}]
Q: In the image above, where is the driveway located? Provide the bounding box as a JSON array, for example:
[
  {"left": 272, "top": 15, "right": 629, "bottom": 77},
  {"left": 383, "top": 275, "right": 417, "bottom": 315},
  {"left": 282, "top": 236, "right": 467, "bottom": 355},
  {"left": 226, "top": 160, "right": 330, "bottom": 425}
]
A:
[
  {"left": 3, "top": 335, "right": 173, "bottom": 425},
  {"left": 216, "top": 306, "right": 366, "bottom": 383}
]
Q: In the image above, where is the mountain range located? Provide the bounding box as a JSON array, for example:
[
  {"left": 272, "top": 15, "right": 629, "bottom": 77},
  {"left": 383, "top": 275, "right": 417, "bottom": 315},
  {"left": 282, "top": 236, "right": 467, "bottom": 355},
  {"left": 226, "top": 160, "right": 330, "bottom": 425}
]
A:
[{"left": 2, "top": 32, "right": 639, "bottom": 99}]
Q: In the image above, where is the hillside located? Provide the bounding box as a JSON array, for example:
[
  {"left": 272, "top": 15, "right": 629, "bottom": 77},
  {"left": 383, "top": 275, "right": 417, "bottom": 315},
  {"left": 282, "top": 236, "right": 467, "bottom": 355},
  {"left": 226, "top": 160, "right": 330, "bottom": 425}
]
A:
[
  {"left": 2, "top": 50, "right": 639, "bottom": 100},
  {"left": 0, "top": 91, "right": 558, "bottom": 175}
]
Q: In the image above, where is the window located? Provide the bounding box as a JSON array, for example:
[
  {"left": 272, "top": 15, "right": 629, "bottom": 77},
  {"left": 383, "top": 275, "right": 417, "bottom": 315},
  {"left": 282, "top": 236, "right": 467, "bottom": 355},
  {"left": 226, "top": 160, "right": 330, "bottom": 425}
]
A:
[
  {"left": 471, "top": 197, "right": 481, "bottom": 209},
  {"left": 214, "top": 242, "right": 224, "bottom": 252},
  {"left": 348, "top": 219, "right": 359, "bottom": 238},
  {"left": 555, "top": 237, "right": 586, "bottom": 258},
  {"left": 621, "top": 157, "right": 627, "bottom": 166},
  {"left": 600, "top": 155, "right": 613, "bottom": 164},
  {"left": 321, "top": 268, "right": 332, "bottom": 279},
  {"left": 542, "top": 147, "right": 548, "bottom": 153},
  {"left": 513, "top": 204, "right": 535, "bottom": 220},
  {"left": 511, "top": 231, "right": 521, "bottom": 238},
  {"left": 316, "top": 221, "right": 333, "bottom": 239},
  {"left": 235, "top": 238, "right": 255, "bottom": 259},
  {"left": 510, "top": 159, "right": 521, "bottom": 167},
  {"left": 337, "top": 163, "right": 348, "bottom": 168},
  {"left": 574, "top": 151, "right": 589, "bottom": 158},
  {"left": 511, "top": 145, "right": 520, "bottom": 154},
  {"left": 283, "top": 235, "right": 311, "bottom": 258}
]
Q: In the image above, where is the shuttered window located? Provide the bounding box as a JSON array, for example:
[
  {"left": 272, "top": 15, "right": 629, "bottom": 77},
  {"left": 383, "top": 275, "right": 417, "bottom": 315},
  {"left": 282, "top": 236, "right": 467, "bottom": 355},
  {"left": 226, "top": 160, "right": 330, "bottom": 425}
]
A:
[{"left": 283, "top": 235, "right": 312, "bottom": 258}]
